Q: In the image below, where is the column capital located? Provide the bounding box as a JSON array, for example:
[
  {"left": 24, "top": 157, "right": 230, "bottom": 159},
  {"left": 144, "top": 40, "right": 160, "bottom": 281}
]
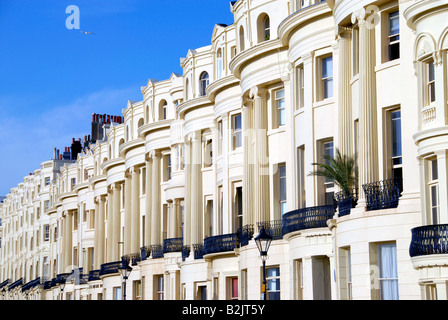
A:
[
  {"left": 249, "top": 86, "right": 267, "bottom": 100},
  {"left": 129, "top": 166, "right": 141, "bottom": 175}
]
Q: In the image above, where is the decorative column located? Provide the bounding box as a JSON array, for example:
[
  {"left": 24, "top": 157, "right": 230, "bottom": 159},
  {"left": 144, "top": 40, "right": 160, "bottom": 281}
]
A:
[
  {"left": 106, "top": 188, "right": 113, "bottom": 262},
  {"left": 97, "top": 195, "right": 106, "bottom": 267},
  {"left": 112, "top": 183, "right": 121, "bottom": 261},
  {"left": 352, "top": 8, "right": 379, "bottom": 202},
  {"left": 251, "top": 86, "right": 270, "bottom": 225},
  {"left": 184, "top": 137, "right": 192, "bottom": 247},
  {"left": 93, "top": 200, "right": 99, "bottom": 269},
  {"left": 145, "top": 157, "right": 152, "bottom": 247},
  {"left": 190, "top": 130, "right": 203, "bottom": 244},
  {"left": 337, "top": 27, "right": 353, "bottom": 158},
  {"left": 242, "top": 96, "right": 254, "bottom": 226},
  {"left": 436, "top": 150, "right": 448, "bottom": 223},
  {"left": 151, "top": 151, "right": 161, "bottom": 246},
  {"left": 130, "top": 166, "right": 140, "bottom": 254},
  {"left": 64, "top": 211, "right": 72, "bottom": 272},
  {"left": 124, "top": 172, "right": 132, "bottom": 255}
]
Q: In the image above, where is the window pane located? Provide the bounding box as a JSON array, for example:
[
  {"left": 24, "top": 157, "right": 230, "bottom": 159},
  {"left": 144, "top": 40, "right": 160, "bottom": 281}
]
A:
[
  {"left": 428, "top": 62, "right": 435, "bottom": 82},
  {"left": 278, "top": 108, "right": 286, "bottom": 126},
  {"left": 323, "top": 78, "right": 333, "bottom": 99},
  {"left": 431, "top": 159, "right": 438, "bottom": 181},
  {"left": 234, "top": 114, "right": 241, "bottom": 130},
  {"left": 267, "top": 267, "right": 279, "bottom": 277},
  {"left": 389, "top": 11, "right": 399, "bottom": 36},
  {"left": 378, "top": 243, "right": 399, "bottom": 300},
  {"left": 431, "top": 185, "right": 438, "bottom": 207},
  {"left": 391, "top": 110, "right": 402, "bottom": 158},
  {"left": 322, "top": 56, "right": 333, "bottom": 78}
]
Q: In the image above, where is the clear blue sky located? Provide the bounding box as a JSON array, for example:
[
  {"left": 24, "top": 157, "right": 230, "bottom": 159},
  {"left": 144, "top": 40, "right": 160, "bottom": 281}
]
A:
[{"left": 0, "top": 0, "right": 234, "bottom": 196}]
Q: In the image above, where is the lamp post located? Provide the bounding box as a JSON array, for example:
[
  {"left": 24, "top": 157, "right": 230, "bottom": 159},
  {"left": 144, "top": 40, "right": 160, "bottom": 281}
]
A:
[
  {"left": 119, "top": 262, "right": 132, "bottom": 300},
  {"left": 60, "top": 280, "right": 66, "bottom": 300},
  {"left": 254, "top": 226, "right": 272, "bottom": 300}
]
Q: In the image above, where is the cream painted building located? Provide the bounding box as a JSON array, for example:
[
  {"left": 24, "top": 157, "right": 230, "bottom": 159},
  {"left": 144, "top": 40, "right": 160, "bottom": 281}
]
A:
[{"left": 0, "top": 0, "right": 447, "bottom": 300}]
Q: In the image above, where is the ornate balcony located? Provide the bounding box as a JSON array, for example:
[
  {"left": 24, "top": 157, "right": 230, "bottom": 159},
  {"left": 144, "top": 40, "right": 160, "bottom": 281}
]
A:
[
  {"left": 237, "top": 224, "right": 254, "bottom": 247},
  {"left": 8, "top": 278, "right": 23, "bottom": 291},
  {"left": 99, "top": 260, "right": 125, "bottom": 276},
  {"left": 282, "top": 205, "right": 336, "bottom": 236},
  {"left": 140, "top": 246, "right": 151, "bottom": 260},
  {"left": 193, "top": 243, "right": 204, "bottom": 259},
  {"left": 151, "top": 244, "right": 164, "bottom": 259},
  {"left": 362, "top": 178, "right": 402, "bottom": 211},
  {"left": 182, "top": 245, "right": 191, "bottom": 261},
  {"left": 163, "top": 237, "right": 183, "bottom": 253},
  {"left": 88, "top": 269, "right": 101, "bottom": 282},
  {"left": 22, "top": 277, "right": 41, "bottom": 292},
  {"left": 334, "top": 189, "right": 358, "bottom": 217},
  {"left": 257, "top": 220, "right": 282, "bottom": 240},
  {"left": 410, "top": 224, "right": 448, "bottom": 257},
  {"left": 203, "top": 233, "right": 238, "bottom": 256}
]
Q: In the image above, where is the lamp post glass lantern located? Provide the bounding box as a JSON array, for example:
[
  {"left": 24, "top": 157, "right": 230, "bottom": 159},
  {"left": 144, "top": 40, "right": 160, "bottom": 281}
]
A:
[
  {"left": 254, "top": 226, "right": 272, "bottom": 300},
  {"left": 119, "top": 264, "right": 132, "bottom": 300}
]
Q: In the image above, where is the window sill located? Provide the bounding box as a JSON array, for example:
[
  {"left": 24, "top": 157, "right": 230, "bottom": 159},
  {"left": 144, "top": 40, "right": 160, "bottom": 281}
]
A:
[
  {"left": 313, "top": 97, "right": 335, "bottom": 108},
  {"left": 375, "top": 59, "right": 400, "bottom": 73}
]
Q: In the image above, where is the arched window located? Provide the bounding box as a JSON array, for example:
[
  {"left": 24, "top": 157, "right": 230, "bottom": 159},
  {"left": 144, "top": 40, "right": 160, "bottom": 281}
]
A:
[
  {"left": 199, "top": 72, "right": 209, "bottom": 97},
  {"left": 239, "top": 26, "right": 245, "bottom": 51},
  {"left": 217, "top": 48, "right": 223, "bottom": 79},
  {"left": 138, "top": 118, "right": 144, "bottom": 128},
  {"left": 146, "top": 105, "right": 150, "bottom": 123},
  {"left": 159, "top": 100, "right": 167, "bottom": 120},
  {"left": 185, "top": 78, "right": 190, "bottom": 100},
  {"left": 257, "top": 14, "right": 270, "bottom": 43}
]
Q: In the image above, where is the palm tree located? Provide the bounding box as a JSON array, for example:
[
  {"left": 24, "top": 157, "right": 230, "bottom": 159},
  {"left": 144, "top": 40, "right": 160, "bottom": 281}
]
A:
[{"left": 309, "top": 148, "right": 358, "bottom": 199}]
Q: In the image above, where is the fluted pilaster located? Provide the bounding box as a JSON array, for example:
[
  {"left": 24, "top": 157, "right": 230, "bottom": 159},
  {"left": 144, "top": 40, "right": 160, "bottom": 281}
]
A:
[
  {"left": 190, "top": 130, "right": 203, "bottom": 244},
  {"left": 337, "top": 28, "right": 353, "bottom": 157},
  {"left": 352, "top": 8, "right": 379, "bottom": 201},
  {"left": 242, "top": 97, "right": 254, "bottom": 226},
  {"left": 151, "top": 151, "right": 161, "bottom": 245},
  {"left": 130, "top": 166, "right": 140, "bottom": 254},
  {"left": 251, "top": 86, "right": 270, "bottom": 224}
]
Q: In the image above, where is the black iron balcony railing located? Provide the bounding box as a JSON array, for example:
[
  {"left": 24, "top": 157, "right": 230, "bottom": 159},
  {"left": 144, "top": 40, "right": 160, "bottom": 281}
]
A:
[
  {"left": 203, "top": 233, "right": 238, "bottom": 255},
  {"left": 282, "top": 205, "right": 336, "bottom": 236},
  {"left": 163, "top": 238, "right": 183, "bottom": 253},
  {"left": 237, "top": 224, "right": 254, "bottom": 247},
  {"left": 257, "top": 220, "right": 283, "bottom": 240},
  {"left": 141, "top": 245, "right": 151, "bottom": 260},
  {"left": 22, "top": 277, "right": 41, "bottom": 292},
  {"left": 410, "top": 224, "right": 448, "bottom": 257},
  {"left": 193, "top": 243, "right": 204, "bottom": 259},
  {"left": 99, "top": 260, "right": 125, "bottom": 276},
  {"left": 334, "top": 189, "right": 358, "bottom": 217},
  {"left": 88, "top": 269, "right": 101, "bottom": 282},
  {"left": 55, "top": 273, "right": 71, "bottom": 285},
  {"left": 362, "top": 178, "right": 402, "bottom": 211},
  {"left": 182, "top": 245, "right": 191, "bottom": 261},
  {"left": 122, "top": 253, "right": 141, "bottom": 266},
  {"left": 0, "top": 279, "right": 10, "bottom": 290},
  {"left": 8, "top": 278, "right": 23, "bottom": 291},
  {"left": 151, "top": 244, "right": 164, "bottom": 259}
]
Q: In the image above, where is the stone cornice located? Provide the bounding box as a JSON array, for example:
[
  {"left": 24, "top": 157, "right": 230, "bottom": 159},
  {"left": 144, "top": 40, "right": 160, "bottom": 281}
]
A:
[
  {"left": 101, "top": 157, "right": 125, "bottom": 172},
  {"left": 137, "top": 119, "right": 172, "bottom": 138},
  {"left": 176, "top": 96, "right": 212, "bottom": 118},
  {"left": 205, "top": 74, "right": 240, "bottom": 102},
  {"left": 118, "top": 137, "right": 145, "bottom": 155},
  {"left": 229, "top": 39, "right": 283, "bottom": 79},
  {"left": 278, "top": 1, "right": 332, "bottom": 46}
]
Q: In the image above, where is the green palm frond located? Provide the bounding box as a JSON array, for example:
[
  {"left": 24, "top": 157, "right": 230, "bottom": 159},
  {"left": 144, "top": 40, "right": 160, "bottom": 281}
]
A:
[{"left": 309, "top": 148, "right": 358, "bottom": 196}]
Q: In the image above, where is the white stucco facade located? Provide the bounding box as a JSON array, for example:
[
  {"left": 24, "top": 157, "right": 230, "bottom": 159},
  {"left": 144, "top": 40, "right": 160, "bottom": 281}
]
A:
[{"left": 1, "top": 0, "right": 448, "bottom": 301}]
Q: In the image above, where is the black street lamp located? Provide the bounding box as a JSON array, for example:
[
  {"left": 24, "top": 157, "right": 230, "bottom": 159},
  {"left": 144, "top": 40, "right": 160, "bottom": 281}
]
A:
[
  {"left": 119, "top": 262, "right": 132, "bottom": 300},
  {"left": 254, "top": 226, "right": 272, "bottom": 300},
  {"left": 59, "top": 280, "right": 66, "bottom": 300}
]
